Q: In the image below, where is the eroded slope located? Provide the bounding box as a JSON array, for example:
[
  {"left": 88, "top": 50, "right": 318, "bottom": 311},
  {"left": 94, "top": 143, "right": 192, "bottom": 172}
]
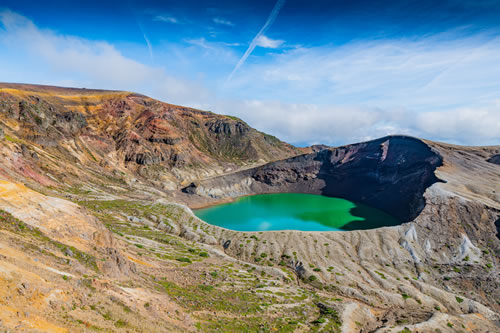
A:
[
  {"left": 0, "top": 83, "right": 498, "bottom": 332},
  {"left": 0, "top": 82, "right": 300, "bottom": 193},
  {"left": 182, "top": 135, "right": 443, "bottom": 223},
  {"left": 177, "top": 136, "right": 500, "bottom": 331}
]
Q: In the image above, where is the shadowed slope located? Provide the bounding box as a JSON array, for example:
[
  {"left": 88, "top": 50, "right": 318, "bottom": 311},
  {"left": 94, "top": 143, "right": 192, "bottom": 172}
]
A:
[{"left": 183, "top": 135, "right": 443, "bottom": 222}]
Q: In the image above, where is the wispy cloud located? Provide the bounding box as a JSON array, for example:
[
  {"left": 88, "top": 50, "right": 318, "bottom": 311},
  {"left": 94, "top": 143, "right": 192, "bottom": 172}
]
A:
[
  {"left": 221, "top": 42, "right": 241, "bottom": 47},
  {"left": 226, "top": 0, "right": 286, "bottom": 82},
  {"left": 185, "top": 38, "right": 214, "bottom": 49},
  {"left": 136, "top": 20, "right": 153, "bottom": 62},
  {"left": 1, "top": 9, "right": 498, "bottom": 146},
  {"left": 213, "top": 17, "right": 234, "bottom": 26},
  {"left": 228, "top": 34, "right": 500, "bottom": 109},
  {"left": 255, "top": 35, "right": 284, "bottom": 48},
  {"left": 185, "top": 38, "right": 240, "bottom": 50},
  {"left": 219, "top": 33, "right": 500, "bottom": 145},
  {"left": 143, "top": 32, "right": 153, "bottom": 61},
  {"left": 0, "top": 9, "right": 209, "bottom": 106},
  {"left": 214, "top": 99, "right": 500, "bottom": 146},
  {"left": 153, "top": 15, "right": 178, "bottom": 24}
]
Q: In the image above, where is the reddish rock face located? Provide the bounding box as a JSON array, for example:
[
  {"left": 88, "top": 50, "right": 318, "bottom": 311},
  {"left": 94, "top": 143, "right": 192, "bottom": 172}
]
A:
[
  {"left": 0, "top": 83, "right": 300, "bottom": 188},
  {"left": 0, "top": 83, "right": 499, "bottom": 331}
]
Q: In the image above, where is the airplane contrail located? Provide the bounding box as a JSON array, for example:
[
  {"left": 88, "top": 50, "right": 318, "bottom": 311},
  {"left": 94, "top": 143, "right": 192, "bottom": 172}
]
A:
[
  {"left": 227, "top": 0, "right": 286, "bottom": 82},
  {"left": 142, "top": 31, "right": 154, "bottom": 62},
  {"left": 136, "top": 20, "right": 154, "bottom": 63}
]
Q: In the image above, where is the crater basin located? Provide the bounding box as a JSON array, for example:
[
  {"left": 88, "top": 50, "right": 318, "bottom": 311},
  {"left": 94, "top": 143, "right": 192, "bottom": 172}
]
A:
[{"left": 194, "top": 193, "right": 401, "bottom": 232}]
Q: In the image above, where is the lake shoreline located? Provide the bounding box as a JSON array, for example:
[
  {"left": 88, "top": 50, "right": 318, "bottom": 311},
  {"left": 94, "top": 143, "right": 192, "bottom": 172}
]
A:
[
  {"left": 189, "top": 192, "right": 282, "bottom": 210},
  {"left": 193, "top": 193, "right": 399, "bottom": 232}
]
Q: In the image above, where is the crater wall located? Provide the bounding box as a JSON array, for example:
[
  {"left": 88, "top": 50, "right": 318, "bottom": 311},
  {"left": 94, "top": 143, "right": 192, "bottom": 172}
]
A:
[
  {"left": 177, "top": 136, "right": 500, "bottom": 319},
  {"left": 184, "top": 135, "right": 443, "bottom": 222}
]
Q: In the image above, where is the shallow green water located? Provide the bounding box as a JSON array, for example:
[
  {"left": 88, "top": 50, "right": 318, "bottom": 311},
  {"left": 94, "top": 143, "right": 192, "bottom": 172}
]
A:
[{"left": 194, "top": 193, "right": 401, "bottom": 232}]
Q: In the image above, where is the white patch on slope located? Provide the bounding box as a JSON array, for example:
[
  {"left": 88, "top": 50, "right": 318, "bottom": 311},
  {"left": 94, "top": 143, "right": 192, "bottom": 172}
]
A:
[{"left": 457, "top": 234, "right": 481, "bottom": 262}]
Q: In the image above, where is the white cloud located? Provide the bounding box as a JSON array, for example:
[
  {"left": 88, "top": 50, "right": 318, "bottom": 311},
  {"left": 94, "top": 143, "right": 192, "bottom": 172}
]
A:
[
  {"left": 220, "top": 33, "right": 500, "bottom": 145},
  {"left": 255, "top": 35, "right": 284, "bottom": 48},
  {"left": 213, "top": 17, "right": 234, "bottom": 26},
  {"left": 214, "top": 99, "right": 500, "bottom": 146},
  {"left": 137, "top": 22, "right": 153, "bottom": 62},
  {"left": 227, "top": 0, "right": 286, "bottom": 81},
  {"left": 0, "top": 9, "right": 498, "bottom": 146},
  {"left": 414, "top": 106, "right": 500, "bottom": 144},
  {"left": 215, "top": 100, "right": 385, "bottom": 145},
  {"left": 153, "top": 15, "right": 178, "bottom": 24},
  {"left": 0, "top": 9, "right": 209, "bottom": 106},
  {"left": 182, "top": 38, "right": 240, "bottom": 63},
  {"left": 229, "top": 34, "right": 500, "bottom": 111},
  {"left": 185, "top": 38, "right": 240, "bottom": 50},
  {"left": 185, "top": 38, "right": 213, "bottom": 49}
]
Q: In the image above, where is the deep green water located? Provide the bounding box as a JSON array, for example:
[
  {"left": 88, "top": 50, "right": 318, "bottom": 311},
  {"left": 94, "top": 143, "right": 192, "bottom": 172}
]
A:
[{"left": 194, "top": 193, "right": 401, "bottom": 232}]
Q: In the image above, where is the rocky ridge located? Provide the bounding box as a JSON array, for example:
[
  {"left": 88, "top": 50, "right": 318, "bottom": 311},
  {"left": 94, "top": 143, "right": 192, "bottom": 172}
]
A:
[
  {"left": 0, "top": 82, "right": 300, "bottom": 192},
  {"left": 0, "top": 83, "right": 498, "bottom": 332},
  {"left": 179, "top": 135, "right": 500, "bottom": 330}
]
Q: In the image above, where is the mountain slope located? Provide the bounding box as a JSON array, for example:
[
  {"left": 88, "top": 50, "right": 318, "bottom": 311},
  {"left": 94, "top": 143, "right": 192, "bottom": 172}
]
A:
[
  {"left": 0, "top": 83, "right": 499, "bottom": 332},
  {"left": 0, "top": 82, "right": 300, "bottom": 192}
]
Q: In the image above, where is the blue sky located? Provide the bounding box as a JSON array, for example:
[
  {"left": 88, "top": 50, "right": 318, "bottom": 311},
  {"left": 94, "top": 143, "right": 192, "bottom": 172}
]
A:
[{"left": 1, "top": 0, "right": 500, "bottom": 146}]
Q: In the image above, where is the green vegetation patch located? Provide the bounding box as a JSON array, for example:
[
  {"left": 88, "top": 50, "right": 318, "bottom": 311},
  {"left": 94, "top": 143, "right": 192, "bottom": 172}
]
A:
[
  {"left": 158, "top": 279, "right": 268, "bottom": 314},
  {"left": 310, "top": 303, "right": 341, "bottom": 332},
  {"left": 176, "top": 257, "right": 192, "bottom": 264},
  {"left": 197, "top": 314, "right": 300, "bottom": 332},
  {"left": 401, "top": 293, "right": 411, "bottom": 300}
]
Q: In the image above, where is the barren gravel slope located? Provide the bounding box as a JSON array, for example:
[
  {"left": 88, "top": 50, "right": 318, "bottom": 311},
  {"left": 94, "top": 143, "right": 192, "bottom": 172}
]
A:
[{"left": 0, "top": 83, "right": 498, "bottom": 332}]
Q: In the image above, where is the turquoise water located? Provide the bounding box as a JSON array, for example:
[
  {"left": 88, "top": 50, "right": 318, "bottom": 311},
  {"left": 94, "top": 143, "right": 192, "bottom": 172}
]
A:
[{"left": 194, "top": 193, "right": 400, "bottom": 232}]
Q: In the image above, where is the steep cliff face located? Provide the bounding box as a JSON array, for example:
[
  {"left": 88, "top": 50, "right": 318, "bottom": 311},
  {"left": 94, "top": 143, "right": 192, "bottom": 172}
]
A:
[
  {"left": 178, "top": 136, "right": 500, "bottom": 325},
  {"left": 183, "top": 136, "right": 443, "bottom": 223},
  {"left": 488, "top": 154, "right": 500, "bottom": 165},
  {"left": 0, "top": 83, "right": 300, "bottom": 191},
  {"left": 1, "top": 83, "right": 499, "bottom": 331}
]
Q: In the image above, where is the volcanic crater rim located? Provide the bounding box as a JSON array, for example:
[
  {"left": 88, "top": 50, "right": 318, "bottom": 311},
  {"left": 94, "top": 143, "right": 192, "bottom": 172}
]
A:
[{"left": 183, "top": 135, "right": 444, "bottom": 227}]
